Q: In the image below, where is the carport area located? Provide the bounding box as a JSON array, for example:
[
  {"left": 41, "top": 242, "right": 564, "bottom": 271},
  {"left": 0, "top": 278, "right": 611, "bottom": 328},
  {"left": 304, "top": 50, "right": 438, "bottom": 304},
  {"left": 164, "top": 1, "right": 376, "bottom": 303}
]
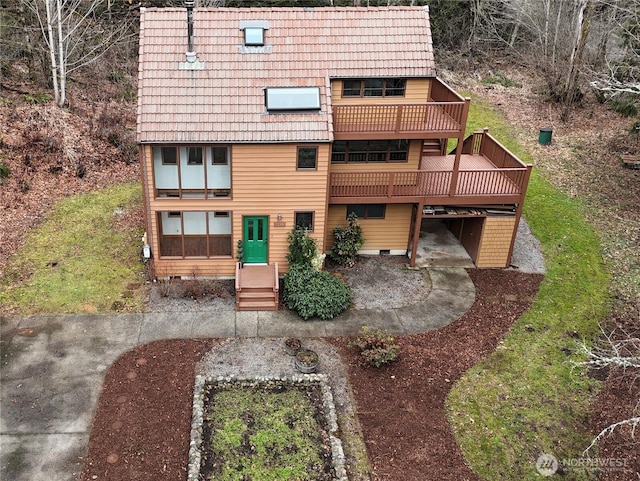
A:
[{"left": 413, "top": 219, "right": 475, "bottom": 268}]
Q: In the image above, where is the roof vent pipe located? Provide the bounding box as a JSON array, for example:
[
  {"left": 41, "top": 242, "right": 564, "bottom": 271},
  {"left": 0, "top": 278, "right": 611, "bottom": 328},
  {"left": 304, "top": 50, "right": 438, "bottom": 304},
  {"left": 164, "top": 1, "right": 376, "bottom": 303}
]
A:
[{"left": 185, "top": 0, "right": 196, "bottom": 63}]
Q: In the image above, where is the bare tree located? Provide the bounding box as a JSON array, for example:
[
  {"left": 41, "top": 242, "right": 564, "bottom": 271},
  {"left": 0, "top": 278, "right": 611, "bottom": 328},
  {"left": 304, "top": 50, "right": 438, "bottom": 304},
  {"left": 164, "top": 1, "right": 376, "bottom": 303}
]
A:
[
  {"left": 590, "top": 74, "right": 640, "bottom": 97},
  {"left": 561, "top": 0, "right": 593, "bottom": 120},
  {"left": 574, "top": 326, "right": 640, "bottom": 455},
  {"left": 470, "top": 0, "right": 630, "bottom": 118},
  {"left": 588, "top": 0, "right": 640, "bottom": 101},
  {"left": 23, "top": 0, "right": 133, "bottom": 106}
]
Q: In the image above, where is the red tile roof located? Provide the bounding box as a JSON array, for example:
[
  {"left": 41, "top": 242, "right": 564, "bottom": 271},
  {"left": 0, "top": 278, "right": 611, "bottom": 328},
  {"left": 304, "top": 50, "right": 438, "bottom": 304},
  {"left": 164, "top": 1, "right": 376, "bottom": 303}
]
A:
[{"left": 137, "top": 7, "right": 435, "bottom": 143}]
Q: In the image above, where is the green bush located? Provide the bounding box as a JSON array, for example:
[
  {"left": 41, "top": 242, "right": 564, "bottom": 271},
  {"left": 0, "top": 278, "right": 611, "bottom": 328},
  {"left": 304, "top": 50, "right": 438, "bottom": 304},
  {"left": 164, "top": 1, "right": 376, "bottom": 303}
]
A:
[
  {"left": 481, "top": 72, "right": 522, "bottom": 88},
  {"left": 329, "top": 212, "right": 364, "bottom": 267},
  {"left": 283, "top": 264, "right": 351, "bottom": 320},
  {"left": 23, "top": 92, "right": 51, "bottom": 105},
  {"left": 236, "top": 240, "right": 244, "bottom": 264},
  {"left": 286, "top": 227, "right": 317, "bottom": 267},
  {"left": 610, "top": 94, "right": 638, "bottom": 118},
  {"left": 0, "top": 161, "right": 10, "bottom": 181},
  {"left": 349, "top": 326, "right": 399, "bottom": 367}
]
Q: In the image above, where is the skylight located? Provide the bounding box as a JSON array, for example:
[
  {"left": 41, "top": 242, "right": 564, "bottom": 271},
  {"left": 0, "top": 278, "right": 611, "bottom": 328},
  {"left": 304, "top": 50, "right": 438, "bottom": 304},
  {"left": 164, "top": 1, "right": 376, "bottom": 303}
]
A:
[
  {"left": 265, "top": 87, "right": 321, "bottom": 111},
  {"left": 244, "top": 27, "right": 264, "bottom": 46}
]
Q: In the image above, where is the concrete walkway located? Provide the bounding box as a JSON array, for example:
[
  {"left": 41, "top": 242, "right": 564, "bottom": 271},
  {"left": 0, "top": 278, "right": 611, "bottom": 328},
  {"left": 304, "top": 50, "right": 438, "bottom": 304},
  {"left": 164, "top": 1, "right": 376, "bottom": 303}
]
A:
[{"left": 0, "top": 267, "right": 475, "bottom": 481}]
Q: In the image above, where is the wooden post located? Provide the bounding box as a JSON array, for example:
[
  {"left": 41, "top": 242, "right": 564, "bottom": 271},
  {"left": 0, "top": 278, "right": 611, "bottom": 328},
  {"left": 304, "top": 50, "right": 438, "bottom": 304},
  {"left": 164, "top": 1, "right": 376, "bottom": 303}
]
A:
[
  {"left": 395, "top": 105, "right": 403, "bottom": 133},
  {"left": 448, "top": 97, "right": 471, "bottom": 197},
  {"left": 505, "top": 165, "right": 533, "bottom": 267},
  {"left": 409, "top": 202, "right": 424, "bottom": 267},
  {"left": 480, "top": 127, "right": 489, "bottom": 154}
]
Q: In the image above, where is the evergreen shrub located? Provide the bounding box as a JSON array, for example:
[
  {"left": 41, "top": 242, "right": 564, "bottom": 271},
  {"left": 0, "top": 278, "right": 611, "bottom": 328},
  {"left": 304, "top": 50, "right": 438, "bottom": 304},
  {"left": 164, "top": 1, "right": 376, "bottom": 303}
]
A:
[{"left": 283, "top": 264, "right": 351, "bottom": 320}]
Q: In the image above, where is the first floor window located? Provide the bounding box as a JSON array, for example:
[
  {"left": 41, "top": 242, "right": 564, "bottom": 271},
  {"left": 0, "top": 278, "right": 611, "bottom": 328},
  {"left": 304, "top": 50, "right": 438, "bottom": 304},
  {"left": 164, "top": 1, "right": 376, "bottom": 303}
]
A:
[
  {"left": 347, "top": 204, "right": 386, "bottom": 219},
  {"left": 157, "top": 211, "right": 232, "bottom": 257},
  {"left": 295, "top": 211, "right": 314, "bottom": 231}
]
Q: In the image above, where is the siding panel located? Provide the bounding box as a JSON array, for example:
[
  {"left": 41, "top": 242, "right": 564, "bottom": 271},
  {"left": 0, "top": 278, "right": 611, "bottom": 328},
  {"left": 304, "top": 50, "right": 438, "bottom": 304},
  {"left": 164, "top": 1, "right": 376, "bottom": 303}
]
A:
[
  {"left": 475, "top": 216, "right": 516, "bottom": 267},
  {"left": 325, "top": 204, "right": 412, "bottom": 253}
]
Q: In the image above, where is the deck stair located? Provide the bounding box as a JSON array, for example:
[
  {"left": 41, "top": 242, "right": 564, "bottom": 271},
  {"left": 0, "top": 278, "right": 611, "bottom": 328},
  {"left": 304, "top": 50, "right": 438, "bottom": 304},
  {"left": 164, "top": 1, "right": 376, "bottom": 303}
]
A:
[
  {"left": 422, "top": 138, "right": 445, "bottom": 156},
  {"left": 235, "top": 263, "right": 279, "bottom": 311}
]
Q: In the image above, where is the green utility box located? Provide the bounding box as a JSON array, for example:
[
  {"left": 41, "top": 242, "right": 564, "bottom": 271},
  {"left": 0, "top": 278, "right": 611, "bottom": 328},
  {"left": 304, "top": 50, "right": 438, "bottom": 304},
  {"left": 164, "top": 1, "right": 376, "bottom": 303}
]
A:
[{"left": 539, "top": 128, "right": 553, "bottom": 145}]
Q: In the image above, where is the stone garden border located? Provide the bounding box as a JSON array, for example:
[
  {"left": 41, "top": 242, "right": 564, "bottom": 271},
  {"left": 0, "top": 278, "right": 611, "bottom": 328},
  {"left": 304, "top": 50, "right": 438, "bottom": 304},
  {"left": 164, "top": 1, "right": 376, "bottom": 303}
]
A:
[{"left": 188, "top": 373, "right": 348, "bottom": 481}]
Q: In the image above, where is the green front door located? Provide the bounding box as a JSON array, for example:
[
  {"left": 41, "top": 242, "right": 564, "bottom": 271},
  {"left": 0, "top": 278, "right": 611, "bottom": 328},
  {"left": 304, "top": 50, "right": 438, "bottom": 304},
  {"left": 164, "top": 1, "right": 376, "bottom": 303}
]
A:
[{"left": 243, "top": 216, "right": 268, "bottom": 263}]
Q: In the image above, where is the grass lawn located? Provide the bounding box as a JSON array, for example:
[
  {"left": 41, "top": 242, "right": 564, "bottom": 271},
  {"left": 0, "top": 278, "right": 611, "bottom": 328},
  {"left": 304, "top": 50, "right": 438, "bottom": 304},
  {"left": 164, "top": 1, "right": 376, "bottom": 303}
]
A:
[
  {"left": 447, "top": 97, "right": 611, "bottom": 479},
  {"left": 201, "top": 382, "right": 333, "bottom": 481},
  {"left": 0, "top": 182, "right": 145, "bottom": 314}
]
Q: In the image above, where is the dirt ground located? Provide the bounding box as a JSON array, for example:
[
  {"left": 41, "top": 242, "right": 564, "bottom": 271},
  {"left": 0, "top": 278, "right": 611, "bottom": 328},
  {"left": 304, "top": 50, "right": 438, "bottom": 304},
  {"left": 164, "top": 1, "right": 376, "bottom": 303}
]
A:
[
  {"left": 80, "top": 268, "right": 543, "bottom": 481},
  {"left": 328, "top": 256, "right": 431, "bottom": 310}
]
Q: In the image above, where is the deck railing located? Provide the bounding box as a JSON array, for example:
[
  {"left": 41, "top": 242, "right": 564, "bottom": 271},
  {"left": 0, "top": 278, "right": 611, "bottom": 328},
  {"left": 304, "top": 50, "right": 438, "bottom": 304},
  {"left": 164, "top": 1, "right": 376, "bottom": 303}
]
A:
[
  {"left": 332, "top": 103, "right": 466, "bottom": 136},
  {"left": 463, "top": 129, "right": 527, "bottom": 169},
  {"left": 329, "top": 167, "right": 528, "bottom": 200},
  {"left": 430, "top": 77, "right": 466, "bottom": 103},
  {"left": 332, "top": 78, "right": 469, "bottom": 136}
]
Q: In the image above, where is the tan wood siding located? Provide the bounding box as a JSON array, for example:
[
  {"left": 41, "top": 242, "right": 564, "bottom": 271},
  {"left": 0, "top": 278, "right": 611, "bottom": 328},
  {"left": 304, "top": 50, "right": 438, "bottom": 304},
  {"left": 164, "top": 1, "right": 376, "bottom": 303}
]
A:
[
  {"left": 475, "top": 216, "right": 517, "bottom": 267},
  {"left": 328, "top": 139, "right": 421, "bottom": 173},
  {"left": 331, "top": 78, "right": 432, "bottom": 105},
  {"left": 146, "top": 143, "right": 330, "bottom": 277},
  {"left": 325, "top": 204, "right": 412, "bottom": 252}
]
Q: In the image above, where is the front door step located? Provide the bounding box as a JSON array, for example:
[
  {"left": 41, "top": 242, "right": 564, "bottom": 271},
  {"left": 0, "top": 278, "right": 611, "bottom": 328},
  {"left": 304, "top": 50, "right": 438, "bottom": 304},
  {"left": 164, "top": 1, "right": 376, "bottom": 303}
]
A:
[{"left": 235, "top": 263, "right": 278, "bottom": 311}]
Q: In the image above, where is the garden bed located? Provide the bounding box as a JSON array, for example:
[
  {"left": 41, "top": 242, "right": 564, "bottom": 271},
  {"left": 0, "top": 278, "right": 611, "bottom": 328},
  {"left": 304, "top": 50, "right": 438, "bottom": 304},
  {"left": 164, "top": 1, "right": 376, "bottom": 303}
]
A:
[{"left": 189, "top": 376, "right": 347, "bottom": 481}]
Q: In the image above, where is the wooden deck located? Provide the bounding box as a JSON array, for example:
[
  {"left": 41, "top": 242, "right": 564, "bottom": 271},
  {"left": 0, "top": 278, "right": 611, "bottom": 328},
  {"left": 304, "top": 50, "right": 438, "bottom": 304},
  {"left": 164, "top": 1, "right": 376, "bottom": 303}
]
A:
[
  {"left": 328, "top": 130, "right": 531, "bottom": 205},
  {"left": 235, "top": 263, "right": 279, "bottom": 311},
  {"left": 420, "top": 153, "right": 496, "bottom": 170},
  {"left": 421, "top": 154, "right": 523, "bottom": 196},
  {"left": 332, "top": 77, "right": 470, "bottom": 140},
  {"left": 332, "top": 103, "right": 465, "bottom": 139},
  {"left": 329, "top": 159, "right": 528, "bottom": 203}
]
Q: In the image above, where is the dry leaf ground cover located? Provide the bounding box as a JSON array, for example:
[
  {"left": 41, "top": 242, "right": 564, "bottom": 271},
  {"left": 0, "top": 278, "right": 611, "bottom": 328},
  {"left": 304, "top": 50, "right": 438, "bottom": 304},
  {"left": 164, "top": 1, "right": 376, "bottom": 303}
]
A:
[{"left": 0, "top": 82, "right": 139, "bottom": 277}]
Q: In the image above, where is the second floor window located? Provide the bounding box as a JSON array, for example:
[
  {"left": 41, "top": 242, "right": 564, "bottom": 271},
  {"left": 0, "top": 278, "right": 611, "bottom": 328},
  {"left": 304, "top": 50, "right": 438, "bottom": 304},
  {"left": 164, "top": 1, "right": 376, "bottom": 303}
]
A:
[
  {"left": 187, "top": 147, "right": 203, "bottom": 165},
  {"left": 342, "top": 78, "right": 406, "bottom": 97},
  {"left": 297, "top": 146, "right": 317, "bottom": 170},
  {"left": 331, "top": 140, "right": 409, "bottom": 163},
  {"left": 153, "top": 145, "right": 231, "bottom": 199}
]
